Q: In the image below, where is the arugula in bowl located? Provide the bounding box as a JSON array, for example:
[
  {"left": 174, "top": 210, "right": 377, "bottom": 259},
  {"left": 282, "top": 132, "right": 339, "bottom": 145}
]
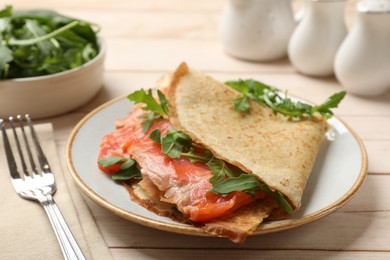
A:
[{"left": 0, "top": 5, "right": 100, "bottom": 79}]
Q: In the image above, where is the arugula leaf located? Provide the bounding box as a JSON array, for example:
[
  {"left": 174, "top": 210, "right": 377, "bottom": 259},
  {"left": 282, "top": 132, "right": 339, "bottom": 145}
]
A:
[
  {"left": 209, "top": 174, "right": 261, "bottom": 195},
  {"left": 137, "top": 112, "right": 162, "bottom": 133},
  {"left": 98, "top": 156, "right": 142, "bottom": 181},
  {"left": 267, "top": 190, "right": 294, "bottom": 214},
  {"left": 311, "top": 91, "right": 347, "bottom": 118},
  {"left": 272, "top": 96, "right": 313, "bottom": 118},
  {"left": 206, "top": 157, "right": 237, "bottom": 183},
  {"left": 128, "top": 89, "right": 168, "bottom": 115},
  {"left": 120, "top": 158, "right": 136, "bottom": 170},
  {"left": 112, "top": 166, "right": 141, "bottom": 181},
  {"left": 150, "top": 128, "right": 193, "bottom": 159},
  {"left": 0, "top": 46, "right": 13, "bottom": 78},
  {"left": 0, "top": 6, "right": 12, "bottom": 18},
  {"left": 210, "top": 174, "right": 294, "bottom": 214},
  {"left": 151, "top": 128, "right": 212, "bottom": 163},
  {"left": 161, "top": 130, "right": 192, "bottom": 159},
  {"left": 98, "top": 156, "right": 127, "bottom": 168},
  {"left": 226, "top": 79, "right": 346, "bottom": 120},
  {"left": 225, "top": 79, "right": 250, "bottom": 94},
  {"left": 233, "top": 95, "right": 250, "bottom": 113},
  {"left": 149, "top": 128, "right": 162, "bottom": 143},
  {"left": 128, "top": 89, "right": 169, "bottom": 132},
  {"left": 181, "top": 148, "right": 212, "bottom": 163},
  {"left": 157, "top": 89, "right": 169, "bottom": 114},
  {"left": 226, "top": 79, "right": 277, "bottom": 114}
]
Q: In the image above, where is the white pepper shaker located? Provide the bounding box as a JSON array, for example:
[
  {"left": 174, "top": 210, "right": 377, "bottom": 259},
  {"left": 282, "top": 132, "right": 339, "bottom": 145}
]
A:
[
  {"left": 220, "top": 0, "right": 295, "bottom": 61},
  {"left": 288, "top": 0, "right": 347, "bottom": 76},
  {"left": 334, "top": 0, "right": 390, "bottom": 96}
]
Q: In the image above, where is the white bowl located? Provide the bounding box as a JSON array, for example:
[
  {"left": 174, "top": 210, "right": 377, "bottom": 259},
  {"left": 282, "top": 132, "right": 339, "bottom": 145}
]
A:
[{"left": 0, "top": 40, "right": 106, "bottom": 119}]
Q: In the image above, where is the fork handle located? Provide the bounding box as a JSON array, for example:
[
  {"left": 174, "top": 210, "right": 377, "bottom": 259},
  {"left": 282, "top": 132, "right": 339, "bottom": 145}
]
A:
[{"left": 38, "top": 194, "right": 86, "bottom": 260}]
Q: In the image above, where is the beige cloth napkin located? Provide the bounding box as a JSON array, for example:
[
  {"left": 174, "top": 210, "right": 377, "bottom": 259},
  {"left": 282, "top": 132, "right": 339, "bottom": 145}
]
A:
[{"left": 0, "top": 123, "right": 113, "bottom": 260}]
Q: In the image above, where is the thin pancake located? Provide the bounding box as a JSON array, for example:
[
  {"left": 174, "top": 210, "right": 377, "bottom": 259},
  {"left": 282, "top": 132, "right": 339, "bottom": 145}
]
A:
[{"left": 167, "top": 62, "right": 329, "bottom": 210}]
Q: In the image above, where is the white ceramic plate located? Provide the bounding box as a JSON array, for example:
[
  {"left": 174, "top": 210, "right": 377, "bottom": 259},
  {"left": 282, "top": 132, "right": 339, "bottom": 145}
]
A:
[{"left": 66, "top": 96, "right": 368, "bottom": 236}]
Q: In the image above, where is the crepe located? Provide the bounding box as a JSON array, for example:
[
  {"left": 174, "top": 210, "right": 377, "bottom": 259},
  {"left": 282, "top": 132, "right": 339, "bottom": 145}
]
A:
[
  {"left": 98, "top": 62, "right": 331, "bottom": 243},
  {"left": 166, "top": 62, "right": 329, "bottom": 210}
]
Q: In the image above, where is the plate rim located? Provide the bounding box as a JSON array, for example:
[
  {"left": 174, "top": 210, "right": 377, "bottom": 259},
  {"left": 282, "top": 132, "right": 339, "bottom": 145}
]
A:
[{"left": 66, "top": 94, "right": 368, "bottom": 237}]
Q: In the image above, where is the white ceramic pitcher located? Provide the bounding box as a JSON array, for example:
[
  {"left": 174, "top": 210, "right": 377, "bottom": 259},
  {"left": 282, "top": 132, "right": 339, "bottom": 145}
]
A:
[
  {"left": 288, "top": 0, "right": 347, "bottom": 77},
  {"left": 334, "top": 0, "right": 390, "bottom": 96},
  {"left": 220, "top": 0, "right": 295, "bottom": 61}
]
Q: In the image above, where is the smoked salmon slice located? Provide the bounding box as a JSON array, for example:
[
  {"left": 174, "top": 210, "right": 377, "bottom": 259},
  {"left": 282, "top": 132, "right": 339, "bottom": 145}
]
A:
[{"left": 98, "top": 110, "right": 261, "bottom": 222}]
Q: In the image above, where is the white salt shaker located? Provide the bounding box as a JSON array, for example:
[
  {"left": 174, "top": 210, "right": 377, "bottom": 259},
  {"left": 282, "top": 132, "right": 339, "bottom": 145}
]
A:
[
  {"left": 288, "top": 0, "right": 347, "bottom": 76},
  {"left": 334, "top": 0, "right": 390, "bottom": 96},
  {"left": 220, "top": 0, "right": 295, "bottom": 61}
]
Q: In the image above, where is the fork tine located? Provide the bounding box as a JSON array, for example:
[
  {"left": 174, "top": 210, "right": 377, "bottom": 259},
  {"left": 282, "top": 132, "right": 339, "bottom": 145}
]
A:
[
  {"left": 25, "top": 114, "right": 52, "bottom": 173},
  {"left": 0, "top": 118, "right": 21, "bottom": 180},
  {"left": 9, "top": 116, "right": 31, "bottom": 178},
  {"left": 17, "top": 115, "right": 39, "bottom": 176}
]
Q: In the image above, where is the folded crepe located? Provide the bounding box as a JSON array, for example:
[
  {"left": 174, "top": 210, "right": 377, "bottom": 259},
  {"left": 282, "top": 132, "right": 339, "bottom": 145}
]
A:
[
  {"left": 98, "top": 62, "right": 330, "bottom": 244},
  {"left": 167, "top": 63, "right": 328, "bottom": 211}
]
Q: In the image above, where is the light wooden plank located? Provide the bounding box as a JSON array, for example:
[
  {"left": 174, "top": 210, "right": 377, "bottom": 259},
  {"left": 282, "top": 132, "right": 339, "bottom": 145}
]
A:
[
  {"left": 110, "top": 248, "right": 390, "bottom": 260},
  {"left": 342, "top": 116, "right": 390, "bottom": 141},
  {"left": 36, "top": 112, "right": 86, "bottom": 143},
  {"left": 64, "top": 11, "right": 220, "bottom": 40},
  {"left": 7, "top": 0, "right": 226, "bottom": 12},
  {"left": 365, "top": 141, "right": 390, "bottom": 174},
  {"left": 339, "top": 175, "right": 390, "bottom": 211},
  {"left": 104, "top": 39, "right": 294, "bottom": 73}
]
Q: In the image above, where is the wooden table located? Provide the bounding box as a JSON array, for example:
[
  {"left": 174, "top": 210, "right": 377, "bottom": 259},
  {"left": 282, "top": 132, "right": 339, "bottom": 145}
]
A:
[{"left": 7, "top": 0, "right": 390, "bottom": 259}]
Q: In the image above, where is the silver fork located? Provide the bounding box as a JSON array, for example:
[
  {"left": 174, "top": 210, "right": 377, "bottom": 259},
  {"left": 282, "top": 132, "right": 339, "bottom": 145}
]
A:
[{"left": 0, "top": 115, "right": 86, "bottom": 260}]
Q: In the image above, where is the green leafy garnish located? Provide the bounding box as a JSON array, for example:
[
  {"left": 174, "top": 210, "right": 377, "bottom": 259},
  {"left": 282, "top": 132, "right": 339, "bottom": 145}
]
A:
[
  {"left": 267, "top": 190, "right": 294, "bottom": 215},
  {"left": 98, "top": 156, "right": 127, "bottom": 168},
  {"left": 225, "top": 79, "right": 346, "bottom": 119},
  {"left": 128, "top": 89, "right": 168, "bottom": 115},
  {"left": 210, "top": 174, "right": 294, "bottom": 214},
  {"left": 233, "top": 95, "right": 250, "bottom": 113},
  {"left": 181, "top": 147, "right": 213, "bottom": 164},
  {"left": 98, "top": 156, "right": 142, "bottom": 181},
  {"left": 161, "top": 131, "right": 192, "bottom": 159},
  {"left": 149, "top": 128, "right": 192, "bottom": 159},
  {"left": 137, "top": 112, "right": 163, "bottom": 133},
  {"left": 149, "top": 128, "right": 162, "bottom": 143},
  {"left": 210, "top": 174, "right": 263, "bottom": 195},
  {"left": 206, "top": 157, "right": 237, "bottom": 183},
  {"left": 0, "top": 6, "right": 99, "bottom": 79},
  {"left": 310, "top": 91, "right": 347, "bottom": 118},
  {"left": 128, "top": 89, "right": 169, "bottom": 132}
]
